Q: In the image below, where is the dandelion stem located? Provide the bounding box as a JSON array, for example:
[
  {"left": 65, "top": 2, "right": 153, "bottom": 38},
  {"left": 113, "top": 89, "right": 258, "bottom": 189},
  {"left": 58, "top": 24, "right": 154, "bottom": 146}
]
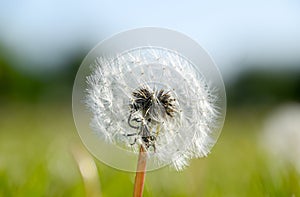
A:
[{"left": 133, "top": 145, "right": 147, "bottom": 197}]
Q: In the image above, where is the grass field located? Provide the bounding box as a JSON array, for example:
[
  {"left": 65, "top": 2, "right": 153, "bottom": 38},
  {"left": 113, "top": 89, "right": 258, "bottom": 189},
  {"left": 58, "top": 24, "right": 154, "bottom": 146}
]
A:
[{"left": 0, "top": 103, "right": 299, "bottom": 197}]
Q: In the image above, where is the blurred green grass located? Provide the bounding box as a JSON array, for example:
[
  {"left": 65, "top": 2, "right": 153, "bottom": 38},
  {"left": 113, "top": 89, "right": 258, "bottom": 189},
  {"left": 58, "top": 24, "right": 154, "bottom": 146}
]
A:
[{"left": 0, "top": 104, "right": 299, "bottom": 197}]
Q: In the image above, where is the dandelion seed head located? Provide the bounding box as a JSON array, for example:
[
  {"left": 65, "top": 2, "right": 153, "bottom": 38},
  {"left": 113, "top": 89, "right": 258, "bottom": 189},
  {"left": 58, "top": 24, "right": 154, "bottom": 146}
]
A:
[
  {"left": 73, "top": 27, "right": 226, "bottom": 172},
  {"left": 85, "top": 47, "right": 220, "bottom": 170},
  {"left": 261, "top": 103, "right": 300, "bottom": 172}
]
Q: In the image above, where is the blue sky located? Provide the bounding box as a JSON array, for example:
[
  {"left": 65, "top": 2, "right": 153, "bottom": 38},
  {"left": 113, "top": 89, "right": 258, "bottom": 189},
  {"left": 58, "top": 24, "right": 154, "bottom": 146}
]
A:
[{"left": 1, "top": 0, "right": 300, "bottom": 79}]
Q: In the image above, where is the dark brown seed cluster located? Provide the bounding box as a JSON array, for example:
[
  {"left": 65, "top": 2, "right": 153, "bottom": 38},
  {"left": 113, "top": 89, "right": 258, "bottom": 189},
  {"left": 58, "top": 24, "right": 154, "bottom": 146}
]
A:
[
  {"left": 130, "top": 87, "right": 176, "bottom": 118},
  {"left": 127, "top": 87, "right": 177, "bottom": 150},
  {"left": 130, "top": 88, "right": 153, "bottom": 115},
  {"left": 156, "top": 89, "right": 176, "bottom": 118}
]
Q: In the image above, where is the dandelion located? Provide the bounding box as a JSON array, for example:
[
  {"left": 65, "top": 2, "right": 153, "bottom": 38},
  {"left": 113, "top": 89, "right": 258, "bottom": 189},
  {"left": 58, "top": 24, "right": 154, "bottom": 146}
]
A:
[
  {"left": 72, "top": 27, "right": 226, "bottom": 196},
  {"left": 261, "top": 103, "right": 300, "bottom": 172}
]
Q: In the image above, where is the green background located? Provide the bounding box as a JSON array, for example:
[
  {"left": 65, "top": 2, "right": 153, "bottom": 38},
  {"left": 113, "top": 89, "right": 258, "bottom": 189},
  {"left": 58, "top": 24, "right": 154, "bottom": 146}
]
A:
[{"left": 1, "top": 44, "right": 300, "bottom": 196}]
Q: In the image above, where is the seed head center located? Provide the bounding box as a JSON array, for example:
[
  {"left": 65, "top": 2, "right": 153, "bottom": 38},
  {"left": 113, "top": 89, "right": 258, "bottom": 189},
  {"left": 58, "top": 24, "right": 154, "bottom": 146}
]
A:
[{"left": 127, "top": 86, "right": 177, "bottom": 150}]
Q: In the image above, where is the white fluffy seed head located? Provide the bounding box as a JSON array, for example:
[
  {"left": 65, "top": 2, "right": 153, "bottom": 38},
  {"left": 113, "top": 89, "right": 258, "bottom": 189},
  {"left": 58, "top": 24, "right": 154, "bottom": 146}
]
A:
[
  {"left": 261, "top": 103, "right": 300, "bottom": 172},
  {"left": 85, "top": 47, "right": 220, "bottom": 171}
]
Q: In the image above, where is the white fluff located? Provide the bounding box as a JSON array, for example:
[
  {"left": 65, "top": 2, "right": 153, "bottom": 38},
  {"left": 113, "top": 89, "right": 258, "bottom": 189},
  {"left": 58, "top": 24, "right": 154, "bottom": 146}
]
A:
[{"left": 85, "top": 47, "right": 219, "bottom": 171}]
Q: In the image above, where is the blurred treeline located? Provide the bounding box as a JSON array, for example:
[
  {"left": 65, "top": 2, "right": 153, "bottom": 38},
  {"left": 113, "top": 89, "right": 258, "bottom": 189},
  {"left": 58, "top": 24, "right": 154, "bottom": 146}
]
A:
[
  {"left": 1, "top": 43, "right": 300, "bottom": 107},
  {"left": 0, "top": 44, "right": 86, "bottom": 104},
  {"left": 227, "top": 68, "right": 300, "bottom": 108}
]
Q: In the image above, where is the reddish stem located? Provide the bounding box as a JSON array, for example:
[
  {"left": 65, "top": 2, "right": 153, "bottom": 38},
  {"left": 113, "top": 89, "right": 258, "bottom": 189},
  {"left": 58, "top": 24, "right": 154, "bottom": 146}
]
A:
[{"left": 133, "top": 146, "right": 147, "bottom": 197}]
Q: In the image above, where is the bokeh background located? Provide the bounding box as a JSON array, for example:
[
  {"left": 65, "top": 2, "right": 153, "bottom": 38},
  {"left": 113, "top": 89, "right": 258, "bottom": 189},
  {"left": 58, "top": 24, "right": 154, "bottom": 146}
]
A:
[{"left": 1, "top": 1, "right": 300, "bottom": 196}]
